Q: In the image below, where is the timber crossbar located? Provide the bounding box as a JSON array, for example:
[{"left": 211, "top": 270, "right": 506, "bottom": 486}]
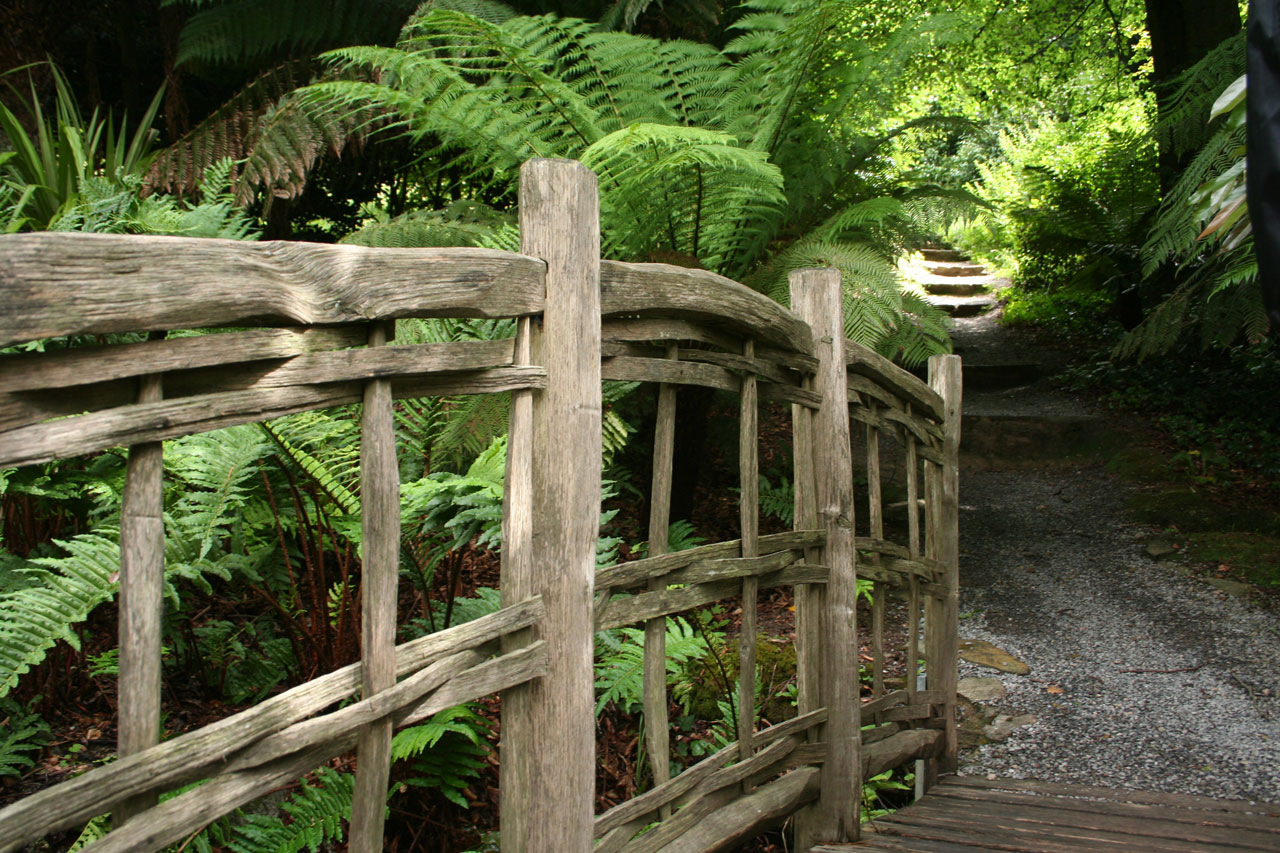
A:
[{"left": 0, "top": 157, "right": 960, "bottom": 852}]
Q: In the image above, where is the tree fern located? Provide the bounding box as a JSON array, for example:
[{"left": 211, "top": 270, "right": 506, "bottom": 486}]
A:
[{"left": 168, "top": 0, "right": 417, "bottom": 69}]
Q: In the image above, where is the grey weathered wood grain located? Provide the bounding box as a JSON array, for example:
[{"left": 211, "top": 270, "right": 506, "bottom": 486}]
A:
[
  {"left": 791, "top": 268, "right": 861, "bottom": 841},
  {"left": 499, "top": 158, "right": 600, "bottom": 853},
  {"left": 222, "top": 651, "right": 480, "bottom": 774},
  {"left": 597, "top": 565, "right": 827, "bottom": 631},
  {"left": 602, "top": 354, "right": 739, "bottom": 393},
  {"left": 600, "top": 260, "right": 813, "bottom": 355},
  {"left": 594, "top": 530, "right": 823, "bottom": 592},
  {"left": 662, "top": 550, "right": 800, "bottom": 587},
  {"left": 0, "top": 366, "right": 545, "bottom": 468},
  {"left": 0, "top": 597, "right": 543, "bottom": 851},
  {"left": 867, "top": 414, "right": 885, "bottom": 702},
  {"left": 845, "top": 338, "right": 944, "bottom": 421},
  {"left": 649, "top": 767, "right": 822, "bottom": 853},
  {"left": 76, "top": 643, "right": 546, "bottom": 853},
  {"left": 0, "top": 326, "right": 367, "bottom": 393},
  {"left": 593, "top": 708, "right": 828, "bottom": 840},
  {"left": 644, "top": 344, "right": 678, "bottom": 809},
  {"left": 0, "top": 233, "right": 545, "bottom": 347},
  {"left": 115, "top": 374, "right": 164, "bottom": 826},
  {"left": 350, "top": 321, "right": 399, "bottom": 853},
  {"left": 790, "top": 370, "right": 823, "bottom": 853},
  {"left": 925, "top": 355, "right": 962, "bottom": 779},
  {"left": 601, "top": 317, "right": 742, "bottom": 352},
  {"left": 738, "top": 338, "right": 760, "bottom": 763},
  {"left": 0, "top": 340, "right": 524, "bottom": 435}
]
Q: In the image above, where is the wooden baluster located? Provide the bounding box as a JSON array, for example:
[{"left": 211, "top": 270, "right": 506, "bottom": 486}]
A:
[
  {"left": 790, "top": 371, "right": 821, "bottom": 853},
  {"left": 790, "top": 268, "right": 860, "bottom": 841},
  {"left": 924, "top": 355, "right": 961, "bottom": 787},
  {"left": 737, "top": 340, "right": 759, "bottom": 765},
  {"left": 116, "top": 373, "right": 164, "bottom": 826},
  {"left": 906, "top": 424, "right": 924, "bottom": 799},
  {"left": 500, "top": 158, "right": 601, "bottom": 853},
  {"left": 645, "top": 344, "right": 678, "bottom": 815},
  {"left": 866, "top": 413, "right": 885, "bottom": 710},
  {"left": 350, "top": 320, "right": 400, "bottom": 853}
]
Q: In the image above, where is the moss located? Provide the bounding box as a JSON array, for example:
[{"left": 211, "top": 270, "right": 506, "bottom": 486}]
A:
[
  {"left": 1105, "top": 446, "right": 1170, "bottom": 483},
  {"left": 1183, "top": 532, "right": 1280, "bottom": 589},
  {"left": 679, "top": 636, "right": 797, "bottom": 724},
  {"left": 1125, "top": 487, "right": 1280, "bottom": 535}
]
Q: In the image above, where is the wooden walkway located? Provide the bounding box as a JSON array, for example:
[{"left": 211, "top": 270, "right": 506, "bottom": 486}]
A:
[{"left": 811, "top": 776, "right": 1280, "bottom": 852}]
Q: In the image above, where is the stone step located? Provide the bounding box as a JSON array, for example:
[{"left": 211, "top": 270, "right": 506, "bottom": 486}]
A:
[
  {"left": 929, "top": 295, "right": 996, "bottom": 318},
  {"left": 920, "top": 247, "right": 964, "bottom": 263},
  {"left": 957, "top": 362, "right": 1047, "bottom": 390},
  {"left": 925, "top": 262, "right": 987, "bottom": 277},
  {"left": 960, "top": 413, "right": 1117, "bottom": 464},
  {"left": 926, "top": 280, "right": 989, "bottom": 297}
]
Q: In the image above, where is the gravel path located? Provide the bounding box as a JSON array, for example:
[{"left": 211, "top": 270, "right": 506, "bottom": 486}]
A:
[{"left": 952, "top": 379, "right": 1280, "bottom": 805}]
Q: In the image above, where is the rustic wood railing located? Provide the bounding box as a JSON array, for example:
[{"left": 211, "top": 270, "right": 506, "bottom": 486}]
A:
[{"left": 0, "top": 158, "right": 959, "bottom": 852}]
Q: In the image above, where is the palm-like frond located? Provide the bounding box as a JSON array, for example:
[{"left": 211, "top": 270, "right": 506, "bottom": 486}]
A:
[{"left": 148, "top": 60, "right": 375, "bottom": 205}]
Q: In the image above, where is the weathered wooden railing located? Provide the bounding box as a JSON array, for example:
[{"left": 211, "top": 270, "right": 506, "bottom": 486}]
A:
[{"left": 0, "top": 158, "right": 959, "bottom": 852}]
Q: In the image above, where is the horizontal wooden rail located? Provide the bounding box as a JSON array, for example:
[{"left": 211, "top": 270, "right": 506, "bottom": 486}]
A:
[
  {"left": 0, "top": 597, "right": 544, "bottom": 852},
  {"left": 845, "top": 338, "right": 945, "bottom": 420},
  {"left": 0, "top": 366, "right": 545, "bottom": 468},
  {"left": 600, "top": 260, "right": 814, "bottom": 356},
  {"left": 0, "top": 337, "right": 528, "bottom": 433},
  {"left": 79, "top": 642, "right": 548, "bottom": 853},
  {"left": 596, "top": 563, "right": 827, "bottom": 631},
  {"left": 595, "top": 530, "right": 823, "bottom": 592},
  {"left": 0, "top": 233, "right": 546, "bottom": 347},
  {"left": 0, "top": 326, "right": 366, "bottom": 393},
  {"left": 594, "top": 708, "right": 829, "bottom": 842}
]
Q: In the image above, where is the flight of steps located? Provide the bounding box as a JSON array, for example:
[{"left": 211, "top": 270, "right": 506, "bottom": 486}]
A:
[
  {"left": 908, "top": 246, "right": 1111, "bottom": 464},
  {"left": 916, "top": 246, "right": 1001, "bottom": 318}
]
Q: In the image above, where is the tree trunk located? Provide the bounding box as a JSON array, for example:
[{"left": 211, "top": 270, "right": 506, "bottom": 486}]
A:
[{"left": 1144, "top": 0, "right": 1242, "bottom": 192}]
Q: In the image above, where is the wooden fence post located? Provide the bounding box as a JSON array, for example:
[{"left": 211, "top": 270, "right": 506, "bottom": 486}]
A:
[
  {"left": 500, "top": 158, "right": 601, "bottom": 853},
  {"left": 349, "top": 320, "right": 400, "bottom": 852},
  {"left": 789, "top": 269, "right": 860, "bottom": 841},
  {"left": 925, "top": 354, "right": 961, "bottom": 780},
  {"left": 116, "top": 374, "right": 164, "bottom": 825}
]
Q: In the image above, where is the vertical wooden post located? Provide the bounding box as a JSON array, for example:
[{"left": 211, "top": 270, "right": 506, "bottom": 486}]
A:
[
  {"left": 790, "top": 268, "right": 860, "bottom": 841},
  {"left": 644, "top": 344, "right": 678, "bottom": 810},
  {"left": 117, "top": 374, "right": 164, "bottom": 825},
  {"left": 350, "top": 320, "right": 400, "bottom": 853},
  {"left": 791, "top": 373, "right": 821, "bottom": 853},
  {"left": 501, "top": 158, "right": 601, "bottom": 853},
  {"left": 866, "top": 416, "right": 885, "bottom": 705},
  {"left": 924, "top": 354, "right": 961, "bottom": 781},
  {"left": 737, "top": 340, "right": 759, "bottom": 764}
]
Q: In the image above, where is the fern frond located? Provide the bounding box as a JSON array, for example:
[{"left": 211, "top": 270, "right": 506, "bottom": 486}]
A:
[
  {"left": 148, "top": 60, "right": 374, "bottom": 205},
  {"left": 226, "top": 766, "right": 355, "bottom": 853},
  {"left": 594, "top": 617, "right": 709, "bottom": 714},
  {"left": 0, "top": 532, "right": 119, "bottom": 696},
  {"left": 261, "top": 411, "right": 362, "bottom": 515},
  {"left": 173, "top": 0, "right": 416, "bottom": 68}
]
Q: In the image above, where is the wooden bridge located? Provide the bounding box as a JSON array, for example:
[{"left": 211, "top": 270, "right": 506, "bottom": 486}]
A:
[{"left": 0, "top": 157, "right": 1272, "bottom": 851}]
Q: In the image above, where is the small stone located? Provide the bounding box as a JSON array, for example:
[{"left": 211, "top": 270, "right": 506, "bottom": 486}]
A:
[
  {"left": 1145, "top": 537, "right": 1178, "bottom": 559},
  {"left": 959, "top": 638, "right": 1031, "bottom": 675},
  {"left": 1205, "top": 577, "right": 1252, "bottom": 598},
  {"left": 1009, "top": 713, "right": 1038, "bottom": 728},
  {"left": 958, "top": 676, "right": 1007, "bottom": 703},
  {"left": 984, "top": 715, "right": 1016, "bottom": 742}
]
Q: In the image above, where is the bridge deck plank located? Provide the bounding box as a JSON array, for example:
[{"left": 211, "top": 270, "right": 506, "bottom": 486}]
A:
[{"left": 809, "top": 776, "right": 1280, "bottom": 852}]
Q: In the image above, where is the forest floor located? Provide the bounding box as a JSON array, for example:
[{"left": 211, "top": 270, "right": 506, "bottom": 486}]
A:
[{"left": 944, "top": 297, "right": 1280, "bottom": 803}]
